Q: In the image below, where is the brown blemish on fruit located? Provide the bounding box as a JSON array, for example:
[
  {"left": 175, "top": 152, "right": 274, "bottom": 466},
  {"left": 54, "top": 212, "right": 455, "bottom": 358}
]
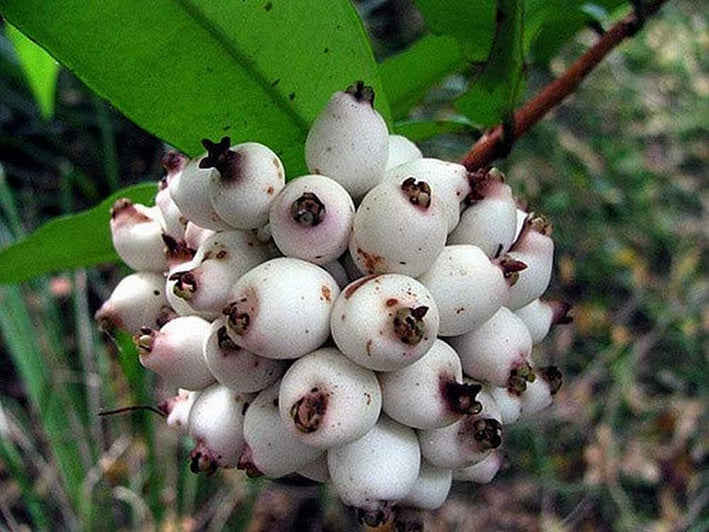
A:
[
  {"left": 366, "top": 339, "right": 373, "bottom": 356},
  {"left": 385, "top": 298, "right": 398, "bottom": 307},
  {"left": 267, "top": 186, "right": 274, "bottom": 195},
  {"left": 344, "top": 274, "right": 381, "bottom": 299},
  {"left": 356, "top": 248, "right": 385, "bottom": 273},
  {"left": 320, "top": 285, "right": 332, "bottom": 302},
  {"left": 364, "top": 392, "right": 372, "bottom": 405},
  {"left": 290, "top": 388, "right": 328, "bottom": 433}
]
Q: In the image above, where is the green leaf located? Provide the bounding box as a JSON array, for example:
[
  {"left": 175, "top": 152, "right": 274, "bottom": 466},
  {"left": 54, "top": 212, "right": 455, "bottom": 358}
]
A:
[
  {"left": 413, "top": 0, "right": 496, "bottom": 62},
  {"left": 0, "top": 183, "right": 155, "bottom": 283},
  {"left": 4, "top": 23, "right": 59, "bottom": 119},
  {"left": 455, "top": 0, "right": 526, "bottom": 127},
  {"left": 394, "top": 117, "right": 477, "bottom": 142},
  {"left": 0, "top": 0, "right": 387, "bottom": 176},
  {"left": 380, "top": 34, "right": 464, "bottom": 120}
]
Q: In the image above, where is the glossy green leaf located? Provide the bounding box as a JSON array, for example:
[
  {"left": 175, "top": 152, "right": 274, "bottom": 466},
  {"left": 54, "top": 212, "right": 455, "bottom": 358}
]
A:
[
  {"left": 455, "top": 0, "right": 526, "bottom": 128},
  {"left": 4, "top": 23, "right": 59, "bottom": 119},
  {"left": 413, "top": 0, "right": 496, "bottom": 62},
  {"left": 0, "top": 0, "right": 387, "bottom": 175},
  {"left": 394, "top": 117, "right": 477, "bottom": 142},
  {"left": 380, "top": 34, "right": 464, "bottom": 120},
  {"left": 0, "top": 183, "right": 155, "bottom": 283}
]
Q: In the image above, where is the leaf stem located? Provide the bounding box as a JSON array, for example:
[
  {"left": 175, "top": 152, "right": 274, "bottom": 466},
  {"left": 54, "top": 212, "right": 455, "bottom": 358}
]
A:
[{"left": 460, "top": 0, "right": 670, "bottom": 171}]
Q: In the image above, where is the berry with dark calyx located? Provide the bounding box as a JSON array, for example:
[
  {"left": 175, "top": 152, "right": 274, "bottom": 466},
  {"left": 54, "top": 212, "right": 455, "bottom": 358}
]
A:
[
  {"left": 269, "top": 174, "right": 355, "bottom": 264},
  {"left": 110, "top": 199, "right": 168, "bottom": 272},
  {"left": 449, "top": 307, "right": 535, "bottom": 392},
  {"left": 305, "top": 81, "right": 389, "bottom": 199},
  {"left": 505, "top": 215, "right": 555, "bottom": 310},
  {"left": 349, "top": 179, "right": 447, "bottom": 277},
  {"left": 203, "top": 319, "right": 286, "bottom": 393},
  {"left": 223, "top": 257, "right": 340, "bottom": 360},
  {"left": 379, "top": 339, "right": 482, "bottom": 429},
  {"left": 170, "top": 152, "right": 233, "bottom": 231},
  {"left": 239, "top": 380, "right": 323, "bottom": 478},
  {"left": 278, "top": 347, "right": 381, "bottom": 448},
  {"left": 418, "top": 245, "right": 512, "bottom": 337},
  {"left": 156, "top": 151, "right": 189, "bottom": 242},
  {"left": 331, "top": 274, "right": 440, "bottom": 371},
  {"left": 518, "top": 366, "right": 563, "bottom": 420},
  {"left": 187, "top": 384, "right": 252, "bottom": 473},
  {"left": 448, "top": 168, "right": 518, "bottom": 258},
  {"left": 327, "top": 415, "right": 421, "bottom": 527},
  {"left": 95, "top": 272, "right": 173, "bottom": 334},
  {"left": 167, "top": 230, "right": 273, "bottom": 318},
  {"left": 514, "top": 298, "right": 573, "bottom": 344},
  {"left": 386, "top": 134, "right": 422, "bottom": 170},
  {"left": 203, "top": 138, "right": 286, "bottom": 229},
  {"left": 386, "top": 158, "right": 470, "bottom": 233},
  {"left": 136, "top": 316, "right": 215, "bottom": 390},
  {"left": 418, "top": 389, "right": 503, "bottom": 469}
]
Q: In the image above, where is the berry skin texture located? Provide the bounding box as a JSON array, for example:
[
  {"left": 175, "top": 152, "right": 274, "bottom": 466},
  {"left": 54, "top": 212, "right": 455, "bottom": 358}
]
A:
[
  {"left": 170, "top": 157, "right": 233, "bottom": 231},
  {"left": 331, "top": 274, "right": 440, "bottom": 371},
  {"left": 418, "top": 245, "right": 510, "bottom": 337},
  {"left": 135, "top": 315, "right": 215, "bottom": 391},
  {"left": 518, "top": 366, "right": 563, "bottom": 420},
  {"left": 239, "top": 380, "right": 323, "bottom": 478},
  {"left": 379, "top": 338, "right": 482, "bottom": 429},
  {"left": 278, "top": 347, "right": 381, "bottom": 449},
  {"left": 449, "top": 307, "right": 535, "bottom": 393},
  {"left": 386, "top": 158, "right": 470, "bottom": 233},
  {"left": 305, "top": 81, "right": 389, "bottom": 199},
  {"left": 187, "top": 384, "right": 251, "bottom": 474},
  {"left": 269, "top": 174, "right": 355, "bottom": 264},
  {"left": 95, "top": 272, "right": 173, "bottom": 335},
  {"left": 400, "top": 461, "right": 453, "bottom": 511},
  {"left": 223, "top": 257, "right": 340, "bottom": 359},
  {"left": 203, "top": 138, "right": 286, "bottom": 229},
  {"left": 452, "top": 449, "right": 503, "bottom": 483},
  {"left": 386, "top": 134, "right": 422, "bottom": 170},
  {"left": 110, "top": 199, "right": 168, "bottom": 272},
  {"left": 202, "top": 319, "right": 286, "bottom": 393},
  {"left": 514, "top": 298, "right": 572, "bottom": 344},
  {"left": 327, "top": 415, "right": 421, "bottom": 527},
  {"left": 349, "top": 178, "right": 448, "bottom": 277},
  {"left": 448, "top": 173, "right": 518, "bottom": 258}
]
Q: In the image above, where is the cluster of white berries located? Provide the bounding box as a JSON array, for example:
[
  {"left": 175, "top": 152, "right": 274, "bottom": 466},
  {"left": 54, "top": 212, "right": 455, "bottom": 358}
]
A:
[{"left": 96, "top": 81, "right": 571, "bottom": 526}]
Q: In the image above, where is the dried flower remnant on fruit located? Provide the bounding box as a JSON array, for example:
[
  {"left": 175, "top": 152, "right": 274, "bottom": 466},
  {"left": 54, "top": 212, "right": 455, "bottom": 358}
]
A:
[
  {"left": 291, "top": 192, "right": 326, "bottom": 226},
  {"left": 223, "top": 302, "right": 251, "bottom": 335},
  {"left": 290, "top": 388, "right": 328, "bottom": 433},
  {"left": 199, "top": 136, "right": 238, "bottom": 178},
  {"left": 507, "top": 363, "right": 536, "bottom": 395},
  {"left": 344, "top": 80, "right": 375, "bottom": 105},
  {"left": 393, "top": 306, "right": 429, "bottom": 345},
  {"left": 401, "top": 177, "right": 432, "bottom": 208},
  {"left": 169, "top": 270, "right": 196, "bottom": 300},
  {"left": 539, "top": 366, "right": 563, "bottom": 395},
  {"left": 471, "top": 418, "right": 503, "bottom": 451},
  {"left": 442, "top": 380, "right": 483, "bottom": 415}
]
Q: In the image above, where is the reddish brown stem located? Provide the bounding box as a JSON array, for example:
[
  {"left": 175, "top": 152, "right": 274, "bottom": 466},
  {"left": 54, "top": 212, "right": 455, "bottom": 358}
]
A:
[{"left": 460, "top": 0, "right": 669, "bottom": 171}]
